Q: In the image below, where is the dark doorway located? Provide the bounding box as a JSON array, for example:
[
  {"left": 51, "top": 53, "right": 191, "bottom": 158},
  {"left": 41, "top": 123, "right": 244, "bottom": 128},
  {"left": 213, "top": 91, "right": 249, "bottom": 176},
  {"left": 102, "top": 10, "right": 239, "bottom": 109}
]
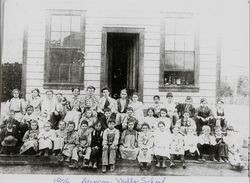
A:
[{"left": 106, "top": 33, "right": 139, "bottom": 99}]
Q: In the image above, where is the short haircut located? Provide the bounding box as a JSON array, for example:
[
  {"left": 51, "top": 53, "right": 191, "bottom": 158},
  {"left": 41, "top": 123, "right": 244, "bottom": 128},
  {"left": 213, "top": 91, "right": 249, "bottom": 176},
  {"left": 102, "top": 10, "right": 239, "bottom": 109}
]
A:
[
  {"left": 67, "top": 121, "right": 76, "bottom": 128},
  {"left": 80, "top": 120, "right": 89, "bottom": 126},
  {"left": 126, "top": 107, "right": 134, "bottom": 111},
  {"left": 9, "top": 109, "right": 15, "bottom": 114},
  {"left": 72, "top": 87, "right": 80, "bottom": 92},
  {"left": 31, "top": 88, "right": 40, "bottom": 95},
  {"left": 12, "top": 88, "right": 20, "bottom": 94},
  {"left": 59, "top": 120, "right": 66, "bottom": 126},
  {"left": 45, "top": 90, "right": 54, "bottom": 94},
  {"left": 107, "top": 119, "right": 115, "bottom": 124},
  {"left": 26, "top": 105, "right": 34, "bottom": 111},
  {"left": 153, "top": 95, "right": 160, "bottom": 100},
  {"left": 166, "top": 92, "right": 173, "bottom": 98},
  {"left": 160, "top": 108, "right": 168, "bottom": 113},
  {"left": 202, "top": 125, "right": 210, "bottom": 132},
  {"left": 87, "top": 85, "right": 96, "bottom": 91},
  {"left": 157, "top": 121, "right": 166, "bottom": 127},
  {"left": 101, "top": 87, "right": 110, "bottom": 93},
  {"left": 103, "top": 107, "right": 111, "bottom": 113},
  {"left": 141, "top": 123, "right": 150, "bottom": 129}
]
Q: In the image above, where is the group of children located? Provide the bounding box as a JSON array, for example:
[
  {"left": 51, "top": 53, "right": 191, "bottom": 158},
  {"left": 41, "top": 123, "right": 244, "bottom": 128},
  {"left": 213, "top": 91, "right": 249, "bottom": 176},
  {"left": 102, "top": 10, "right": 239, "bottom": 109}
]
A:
[{"left": 0, "top": 87, "right": 245, "bottom": 172}]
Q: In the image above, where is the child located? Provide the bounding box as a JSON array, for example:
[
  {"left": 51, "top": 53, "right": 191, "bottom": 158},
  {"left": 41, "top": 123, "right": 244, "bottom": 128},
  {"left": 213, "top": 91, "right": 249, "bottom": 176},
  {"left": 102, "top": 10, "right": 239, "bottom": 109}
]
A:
[
  {"left": 102, "top": 119, "right": 120, "bottom": 173},
  {"left": 38, "top": 122, "right": 55, "bottom": 157},
  {"left": 214, "top": 126, "right": 228, "bottom": 162},
  {"left": 20, "top": 120, "right": 39, "bottom": 155},
  {"left": 118, "top": 107, "right": 139, "bottom": 131},
  {"left": 157, "top": 108, "right": 172, "bottom": 132},
  {"left": 82, "top": 85, "right": 99, "bottom": 112},
  {"left": 176, "top": 96, "right": 196, "bottom": 119},
  {"left": 0, "top": 110, "right": 21, "bottom": 131},
  {"left": 175, "top": 111, "right": 196, "bottom": 135},
  {"left": 89, "top": 121, "right": 103, "bottom": 169},
  {"left": 144, "top": 107, "right": 157, "bottom": 132},
  {"left": 20, "top": 105, "right": 36, "bottom": 138},
  {"left": 197, "top": 125, "right": 216, "bottom": 161},
  {"left": 99, "top": 107, "right": 116, "bottom": 130},
  {"left": 128, "top": 93, "right": 144, "bottom": 125},
  {"left": 98, "top": 87, "right": 117, "bottom": 114},
  {"left": 119, "top": 120, "right": 139, "bottom": 160},
  {"left": 215, "top": 98, "right": 227, "bottom": 132},
  {"left": 26, "top": 88, "right": 42, "bottom": 118},
  {"left": 80, "top": 107, "right": 97, "bottom": 131},
  {"left": 64, "top": 101, "right": 81, "bottom": 130},
  {"left": 153, "top": 121, "right": 171, "bottom": 168},
  {"left": 137, "top": 123, "right": 154, "bottom": 171},
  {"left": 69, "top": 120, "right": 91, "bottom": 169},
  {"left": 164, "top": 92, "right": 178, "bottom": 127},
  {"left": 53, "top": 121, "right": 67, "bottom": 155},
  {"left": 60, "top": 121, "right": 77, "bottom": 163},
  {"left": 5, "top": 89, "right": 26, "bottom": 122},
  {"left": 69, "top": 87, "right": 82, "bottom": 111},
  {"left": 0, "top": 122, "right": 21, "bottom": 154},
  {"left": 169, "top": 126, "right": 186, "bottom": 168},
  {"left": 223, "top": 126, "right": 245, "bottom": 171},
  {"left": 41, "top": 90, "right": 56, "bottom": 121},
  {"left": 184, "top": 127, "right": 199, "bottom": 160},
  {"left": 195, "top": 98, "right": 215, "bottom": 135},
  {"left": 37, "top": 111, "right": 49, "bottom": 130},
  {"left": 152, "top": 95, "right": 163, "bottom": 117}
]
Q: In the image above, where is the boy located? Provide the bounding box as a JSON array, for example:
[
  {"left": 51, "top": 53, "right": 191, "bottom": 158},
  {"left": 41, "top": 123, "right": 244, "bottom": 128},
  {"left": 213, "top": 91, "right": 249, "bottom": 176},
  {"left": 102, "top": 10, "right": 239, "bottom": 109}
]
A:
[
  {"left": 98, "top": 87, "right": 117, "bottom": 114},
  {"left": 0, "top": 110, "right": 20, "bottom": 131},
  {"left": 99, "top": 107, "right": 116, "bottom": 130},
  {"left": 121, "top": 107, "right": 139, "bottom": 131},
  {"left": 175, "top": 111, "right": 196, "bottom": 135},
  {"left": 82, "top": 85, "right": 99, "bottom": 112},
  {"left": 152, "top": 95, "right": 163, "bottom": 117},
  {"left": 102, "top": 120, "right": 120, "bottom": 173},
  {"left": 176, "top": 96, "right": 196, "bottom": 119},
  {"left": 69, "top": 87, "right": 82, "bottom": 111},
  {"left": 20, "top": 105, "right": 36, "bottom": 137},
  {"left": 164, "top": 92, "right": 178, "bottom": 127}
]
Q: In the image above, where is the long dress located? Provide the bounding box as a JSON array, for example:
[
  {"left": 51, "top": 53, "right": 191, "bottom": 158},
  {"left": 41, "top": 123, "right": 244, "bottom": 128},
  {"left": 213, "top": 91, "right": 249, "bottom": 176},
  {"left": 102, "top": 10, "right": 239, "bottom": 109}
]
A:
[
  {"left": 20, "top": 129, "right": 39, "bottom": 154},
  {"left": 27, "top": 96, "right": 42, "bottom": 118},
  {"left": 157, "top": 117, "right": 172, "bottom": 132},
  {"left": 38, "top": 129, "right": 55, "bottom": 150},
  {"left": 53, "top": 129, "right": 67, "bottom": 151},
  {"left": 137, "top": 131, "right": 154, "bottom": 163},
  {"left": 64, "top": 110, "right": 81, "bottom": 130},
  {"left": 128, "top": 101, "right": 144, "bottom": 124},
  {"left": 184, "top": 134, "right": 199, "bottom": 154},
  {"left": 144, "top": 116, "right": 157, "bottom": 131},
  {"left": 119, "top": 129, "right": 139, "bottom": 160},
  {"left": 5, "top": 97, "right": 26, "bottom": 121},
  {"left": 153, "top": 129, "right": 170, "bottom": 158},
  {"left": 169, "top": 133, "right": 185, "bottom": 155}
]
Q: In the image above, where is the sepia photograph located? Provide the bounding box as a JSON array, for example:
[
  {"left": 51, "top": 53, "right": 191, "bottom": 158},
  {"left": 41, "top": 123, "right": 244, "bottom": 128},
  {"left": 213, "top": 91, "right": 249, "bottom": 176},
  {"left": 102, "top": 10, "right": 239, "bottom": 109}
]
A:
[{"left": 0, "top": 0, "right": 249, "bottom": 179}]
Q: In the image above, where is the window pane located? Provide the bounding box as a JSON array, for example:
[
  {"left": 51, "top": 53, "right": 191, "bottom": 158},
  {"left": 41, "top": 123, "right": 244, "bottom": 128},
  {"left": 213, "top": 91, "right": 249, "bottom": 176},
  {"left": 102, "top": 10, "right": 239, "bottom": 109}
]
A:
[
  {"left": 185, "top": 35, "right": 195, "bottom": 51},
  {"left": 61, "top": 16, "right": 71, "bottom": 31},
  {"left": 50, "top": 48, "right": 70, "bottom": 65},
  {"left": 70, "top": 62, "right": 82, "bottom": 82},
  {"left": 71, "top": 16, "right": 81, "bottom": 32},
  {"left": 165, "top": 35, "right": 175, "bottom": 50},
  {"left": 184, "top": 52, "right": 195, "bottom": 70},
  {"left": 50, "top": 32, "right": 61, "bottom": 47},
  {"left": 51, "top": 16, "right": 61, "bottom": 31},
  {"left": 59, "top": 64, "right": 70, "bottom": 82},
  {"left": 70, "top": 32, "right": 82, "bottom": 47},
  {"left": 175, "top": 19, "right": 185, "bottom": 35},
  {"left": 185, "top": 19, "right": 195, "bottom": 35},
  {"left": 61, "top": 32, "right": 71, "bottom": 47},
  {"left": 165, "top": 52, "right": 175, "bottom": 69},
  {"left": 165, "top": 18, "right": 175, "bottom": 35},
  {"left": 49, "top": 63, "right": 59, "bottom": 82},
  {"left": 174, "top": 52, "right": 185, "bottom": 70},
  {"left": 175, "top": 35, "right": 185, "bottom": 50}
]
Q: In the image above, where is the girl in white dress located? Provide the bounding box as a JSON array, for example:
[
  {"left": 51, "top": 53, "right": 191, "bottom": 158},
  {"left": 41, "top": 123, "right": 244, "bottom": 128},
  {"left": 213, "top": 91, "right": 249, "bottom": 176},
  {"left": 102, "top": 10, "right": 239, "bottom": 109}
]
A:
[
  {"left": 144, "top": 107, "right": 157, "bottom": 132},
  {"left": 157, "top": 108, "right": 172, "bottom": 133},
  {"left": 128, "top": 93, "right": 144, "bottom": 125}
]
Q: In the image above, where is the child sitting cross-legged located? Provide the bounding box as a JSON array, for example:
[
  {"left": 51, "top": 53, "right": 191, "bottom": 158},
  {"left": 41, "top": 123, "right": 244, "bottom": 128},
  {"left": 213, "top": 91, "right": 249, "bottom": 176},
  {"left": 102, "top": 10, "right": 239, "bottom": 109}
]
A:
[
  {"left": 102, "top": 119, "right": 120, "bottom": 173},
  {"left": 20, "top": 120, "right": 39, "bottom": 155},
  {"left": 38, "top": 122, "right": 55, "bottom": 157},
  {"left": 119, "top": 119, "right": 139, "bottom": 160},
  {"left": 68, "top": 120, "right": 91, "bottom": 169},
  {"left": 53, "top": 121, "right": 67, "bottom": 156}
]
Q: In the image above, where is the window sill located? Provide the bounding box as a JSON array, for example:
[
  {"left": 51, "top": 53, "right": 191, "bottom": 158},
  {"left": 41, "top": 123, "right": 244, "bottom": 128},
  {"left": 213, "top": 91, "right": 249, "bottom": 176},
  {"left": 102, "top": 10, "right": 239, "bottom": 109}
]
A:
[
  {"left": 159, "top": 85, "right": 200, "bottom": 92},
  {"left": 43, "top": 82, "right": 84, "bottom": 90}
]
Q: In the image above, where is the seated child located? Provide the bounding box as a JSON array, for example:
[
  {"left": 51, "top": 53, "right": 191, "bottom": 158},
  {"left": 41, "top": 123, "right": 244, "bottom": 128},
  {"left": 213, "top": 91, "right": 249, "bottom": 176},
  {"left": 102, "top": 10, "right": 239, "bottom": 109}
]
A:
[
  {"left": 197, "top": 125, "right": 216, "bottom": 161},
  {"left": 102, "top": 119, "right": 120, "bottom": 173},
  {"left": 38, "top": 122, "right": 55, "bottom": 157},
  {"left": 128, "top": 93, "right": 144, "bottom": 125},
  {"left": 215, "top": 98, "right": 227, "bottom": 132},
  {"left": 37, "top": 111, "right": 49, "bottom": 131},
  {"left": 20, "top": 120, "right": 39, "bottom": 155},
  {"left": 223, "top": 126, "right": 244, "bottom": 171},
  {"left": 152, "top": 95, "right": 163, "bottom": 117},
  {"left": 214, "top": 126, "right": 228, "bottom": 162},
  {"left": 80, "top": 107, "right": 97, "bottom": 131},
  {"left": 157, "top": 108, "right": 172, "bottom": 132},
  {"left": 176, "top": 111, "right": 196, "bottom": 135},
  {"left": 184, "top": 127, "right": 199, "bottom": 160},
  {"left": 169, "top": 126, "right": 186, "bottom": 169},
  {"left": 89, "top": 121, "right": 103, "bottom": 169},
  {"left": 99, "top": 107, "right": 116, "bottom": 130},
  {"left": 121, "top": 107, "right": 139, "bottom": 131},
  {"left": 64, "top": 102, "right": 81, "bottom": 130},
  {"left": 144, "top": 107, "right": 157, "bottom": 132},
  {"left": 69, "top": 120, "right": 91, "bottom": 169},
  {"left": 60, "top": 121, "right": 77, "bottom": 163},
  {"left": 0, "top": 122, "right": 21, "bottom": 154},
  {"left": 119, "top": 120, "right": 139, "bottom": 160},
  {"left": 153, "top": 121, "right": 171, "bottom": 168},
  {"left": 53, "top": 121, "right": 67, "bottom": 155},
  {"left": 137, "top": 123, "right": 154, "bottom": 171},
  {"left": 0, "top": 110, "right": 20, "bottom": 131},
  {"left": 20, "top": 105, "right": 37, "bottom": 138}
]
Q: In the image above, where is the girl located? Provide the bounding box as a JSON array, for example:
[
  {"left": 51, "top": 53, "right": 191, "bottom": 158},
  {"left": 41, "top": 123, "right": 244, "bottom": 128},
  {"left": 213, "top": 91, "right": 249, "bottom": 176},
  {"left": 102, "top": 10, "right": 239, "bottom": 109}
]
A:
[
  {"left": 128, "top": 93, "right": 144, "bottom": 125},
  {"left": 41, "top": 90, "right": 56, "bottom": 121},
  {"left": 215, "top": 98, "right": 227, "bottom": 132},
  {"left": 64, "top": 101, "right": 81, "bottom": 130},
  {"left": 143, "top": 107, "right": 157, "bottom": 132},
  {"left": 184, "top": 127, "right": 199, "bottom": 160},
  {"left": 20, "top": 120, "right": 39, "bottom": 155},
  {"left": 214, "top": 127, "right": 228, "bottom": 162},
  {"left": 37, "top": 111, "right": 49, "bottom": 130},
  {"left": 80, "top": 107, "right": 97, "bottom": 131},
  {"left": 5, "top": 89, "right": 26, "bottom": 122},
  {"left": 176, "top": 111, "right": 196, "bottom": 135},
  {"left": 169, "top": 126, "right": 186, "bottom": 168},
  {"left": 153, "top": 121, "right": 171, "bottom": 168},
  {"left": 38, "top": 122, "right": 55, "bottom": 157},
  {"left": 26, "top": 88, "right": 42, "bottom": 118},
  {"left": 119, "top": 120, "right": 139, "bottom": 160},
  {"left": 69, "top": 87, "right": 82, "bottom": 111},
  {"left": 137, "top": 123, "right": 154, "bottom": 171},
  {"left": 157, "top": 108, "right": 172, "bottom": 132},
  {"left": 20, "top": 105, "right": 37, "bottom": 138},
  {"left": 164, "top": 92, "right": 178, "bottom": 127},
  {"left": 89, "top": 121, "right": 103, "bottom": 169},
  {"left": 53, "top": 121, "right": 67, "bottom": 156}
]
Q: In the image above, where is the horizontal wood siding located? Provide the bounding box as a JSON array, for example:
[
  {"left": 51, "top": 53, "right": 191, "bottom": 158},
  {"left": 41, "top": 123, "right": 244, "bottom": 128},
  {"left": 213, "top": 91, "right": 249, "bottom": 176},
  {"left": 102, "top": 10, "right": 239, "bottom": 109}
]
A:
[{"left": 25, "top": 3, "right": 218, "bottom": 108}]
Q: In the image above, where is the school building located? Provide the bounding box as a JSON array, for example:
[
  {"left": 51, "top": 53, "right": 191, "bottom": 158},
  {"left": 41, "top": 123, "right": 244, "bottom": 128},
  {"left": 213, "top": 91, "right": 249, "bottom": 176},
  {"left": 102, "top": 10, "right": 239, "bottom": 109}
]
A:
[{"left": 21, "top": 0, "right": 221, "bottom": 107}]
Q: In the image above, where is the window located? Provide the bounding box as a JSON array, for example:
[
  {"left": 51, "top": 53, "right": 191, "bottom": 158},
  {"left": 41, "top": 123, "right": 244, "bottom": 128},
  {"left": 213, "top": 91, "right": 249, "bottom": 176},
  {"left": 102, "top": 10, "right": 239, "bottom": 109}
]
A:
[
  {"left": 159, "top": 13, "right": 199, "bottom": 92},
  {"left": 44, "top": 10, "right": 86, "bottom": 89}
]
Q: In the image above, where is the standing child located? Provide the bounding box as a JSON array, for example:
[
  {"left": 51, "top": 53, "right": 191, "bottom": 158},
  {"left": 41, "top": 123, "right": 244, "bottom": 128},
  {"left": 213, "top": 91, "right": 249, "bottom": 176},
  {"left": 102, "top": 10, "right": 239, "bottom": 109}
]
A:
[
  {"left": 157, "top": 108, "right": 172, "bottom": 133},
  {"left": 38, "top": 122, "right": 55, "bottom": 157},
  {"left": 144, "top": 107, "right": 157, "bottom": 132},
  {"left": 89, "top": 121, "right": 103, "bottom": 169},
  {"left": 53, "top": 121, "right": 67, "bottom": 156},
  {"left": 169, "top": 126, "right": 186, "bottom": 168},
  {"left": 153, "top": 121, "right": 171, "bottom": 168},
  {"left": 69, "top": 120, "right": 91, "bottom": 169},
  {"left": 137, "top": 123, "right": 154, "bottom": 171},
  {"left": 41, "top": 90, "right": 56, "bottom": 121},
  {"left": 64, "top": 102, "right": 81, "bottom": 130},
  {"left": 20, "top": 120, "right": 39, "bottom": 155},
  {"left": 102, "top": 120, "right": 120, "bottom": 173},
  {"left": 119, "top": 120, "right": 139, "bottom": 160}
]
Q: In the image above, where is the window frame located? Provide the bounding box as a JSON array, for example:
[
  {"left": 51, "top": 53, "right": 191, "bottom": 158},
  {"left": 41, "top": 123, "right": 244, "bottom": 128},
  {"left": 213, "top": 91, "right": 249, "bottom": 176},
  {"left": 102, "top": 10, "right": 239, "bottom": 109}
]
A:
[
  {"left": 44, "top": 9, "right": 86, "bottom": 90},
  {"left": 159, "top": 12, "right": 200, "bottom": 92}
]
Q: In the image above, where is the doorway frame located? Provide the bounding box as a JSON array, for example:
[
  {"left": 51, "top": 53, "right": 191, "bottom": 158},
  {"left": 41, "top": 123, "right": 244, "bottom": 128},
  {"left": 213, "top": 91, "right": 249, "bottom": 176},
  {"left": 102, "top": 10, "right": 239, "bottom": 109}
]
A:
[{"left": 100, "top": 27, "right": 145, "bottom": 100}]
